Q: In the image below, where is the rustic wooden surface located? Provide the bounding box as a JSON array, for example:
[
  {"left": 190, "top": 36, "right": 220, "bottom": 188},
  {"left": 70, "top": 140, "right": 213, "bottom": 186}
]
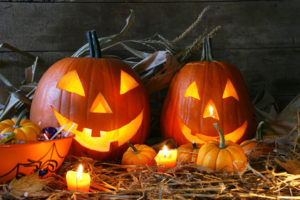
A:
[{"left": 0, "top": 0, "right": 299, "bottom": 109}]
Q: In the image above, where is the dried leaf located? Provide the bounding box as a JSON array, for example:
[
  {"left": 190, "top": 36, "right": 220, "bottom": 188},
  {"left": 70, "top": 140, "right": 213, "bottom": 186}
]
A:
[
  {"left": 0, "top": 73, "right": 17, "bottom": 91},
  {"left": 253, "top": 90, "right": 276, "bottom": 111},
  {"left": 255, "top": 93, "right": 300, "bottom": 137},
  {"left": 278, "top": 95, "right": 300, "bottom": 124},
  {"left": 120, "top": 42, "right": 152, "bottom": 59},
  {"left": 0, "top": 43, "right": 35, "bottom": 59},
  {"left": 0, "top": 87, "right": 9, "bottom": 107},
  {"left": 275, "top": 157, "right": 300, "bottom": 174},
  {"left": 133, "top": 51, "right": 168, "bottom": 75},
  {"left": 145, "top": 53, "right": 181, "bottom": 95},
  {"left": 12, "top": 92, "right": 32, "bottom": 105},
  {"left": 19, "top": 83, "right": 37, "bottom": 95},
  {"left": 72, "top": 9, "right": 135, "bottom": 57},
  {"left": 25, "top": 56, "right": 39, "bottom": 84},
  {"left": 0, "top": 93, "right": 21, "bottom": 120},
  {"left": 9, "top": 173, "right": 53, "bottom": 198}
]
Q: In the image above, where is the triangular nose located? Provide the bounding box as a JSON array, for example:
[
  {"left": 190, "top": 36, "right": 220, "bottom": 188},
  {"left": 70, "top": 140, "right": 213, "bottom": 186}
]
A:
[
  {"left": 203, "top": 100, "right": 219, "bottom": 120},
  {"left": 90, "top": 93, "right": 112, "bottom": 113}
]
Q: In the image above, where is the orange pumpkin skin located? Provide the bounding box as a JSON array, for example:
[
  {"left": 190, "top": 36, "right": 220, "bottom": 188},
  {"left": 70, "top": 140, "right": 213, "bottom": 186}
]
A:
[
  {"left": 240, "top": 121, "right": 269, "bottom": 156},
  {"left": 121, "top": 144, "right": 156, "bottom": 165},
  {"left": 240, "top": 140, "right": 257, "bottom": 155},
  {"left": 240, "top": 139, "right": 274, "bottom": 156},
  {"left": 196, "top": 140, "right": 247, "bottom": 172},
  {"left": 177, "top": 143, "right": 201, "bottom": 164},
  {"left": 30, "top": 57, "right": 150, "bottom": 160},
  {"left": 0, "top": 118, "right": 40, "bottom": 143},
  {"left": 161, "top": 38, "right": 256, "bottom": 145}
]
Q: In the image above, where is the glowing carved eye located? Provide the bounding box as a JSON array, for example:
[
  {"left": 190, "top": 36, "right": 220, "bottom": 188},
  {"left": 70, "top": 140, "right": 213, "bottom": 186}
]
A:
[
  {"left": 222, "top": 80, "right": 239, "bottom": 101},
  {"left": 183, "top": 81, "right": 200, "bottom": 100},
  {"left": 120, "top": 70, "right": 139, "bottom": 95},
  {"left": 90, "top": 92, "right": 112, "bottom": 113},
  {"left": 57, "top": 70, "right": 85, "bottom": 96}
]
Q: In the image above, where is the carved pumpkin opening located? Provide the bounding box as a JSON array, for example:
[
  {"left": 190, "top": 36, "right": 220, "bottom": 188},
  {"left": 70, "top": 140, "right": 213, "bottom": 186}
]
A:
[
  {"left": 183, "top": 81, "right": 200, "bottom": 100},
  {"left": 90, "top": 93, "right": 112, "bottom": 113},
  {"left": 120, "top": 70, "right": 139, "bottom": 95},
  {"left": 203, "top": 100, "right": 219, "bottom": 120},
  {"left": 56, "top": 70, "right": 85, "bottom": 96},
  {"left": 222, "top": 79, "right": 239, "bottom": 101},
  {"left": 52, "top": 106, "right": 144, "bottom": 152}
]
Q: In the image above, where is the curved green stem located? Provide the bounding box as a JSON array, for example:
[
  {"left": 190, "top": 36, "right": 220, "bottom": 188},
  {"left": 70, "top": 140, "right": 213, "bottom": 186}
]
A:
[
  {"left": 213, "top": 123, "right": 226, "bottom": 149},
  {"left": 128, "top": 142, "right": 138, "bottom": 154},
  {"left": 255, "top": 121, "right": 264, "bottom": 141},
  {"left": 91, "top": 30, "right": 101, "bottom": 58},
  {"left": 201, "top": 36, "right": 214, "bottom": 62},
  {"left": 86, "top": 31, "right": 95, "bottom": 57},
  {"left": 13, "top": 109, "right": 27, "bottom": 128},
  {"left": 86, "top": 30, "right": 102, "bottom": 58}
]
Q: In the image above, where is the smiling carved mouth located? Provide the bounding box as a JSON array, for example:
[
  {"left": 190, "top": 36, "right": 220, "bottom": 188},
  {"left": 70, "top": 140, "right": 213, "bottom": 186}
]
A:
[
  {"left": 52, "top": 107, "right": 144, "bottom": 152},
  {"left": 178, "top": 117, "right": 247, "bottom": 144}
]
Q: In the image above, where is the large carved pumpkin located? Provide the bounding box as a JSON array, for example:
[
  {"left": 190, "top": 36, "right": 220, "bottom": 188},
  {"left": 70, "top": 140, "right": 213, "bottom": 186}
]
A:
[
  {"left": 30, "top": 31, "right": 150, "bottom": 160},
  {"left": 161, "top": 37, "right": 256, "bottom": 145}
]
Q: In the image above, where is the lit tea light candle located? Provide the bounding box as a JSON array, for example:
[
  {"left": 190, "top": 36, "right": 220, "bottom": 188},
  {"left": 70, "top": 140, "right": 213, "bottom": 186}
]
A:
[
  {"left": 66, "top": 164, "right": 90, "bottom": 192},
  {"left": 155, "top": 145, "right": 177, "bottom": 169}
]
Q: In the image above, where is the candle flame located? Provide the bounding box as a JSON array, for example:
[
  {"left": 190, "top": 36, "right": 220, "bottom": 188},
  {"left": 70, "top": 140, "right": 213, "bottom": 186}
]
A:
[
  {"left": 203, "top": 101, "right": 219, "bottom": 120},
  {"left": 209, "top": 105, "right": 214, "bottom": 116},
  {"left": 162, "top": 145, "right": 169, "bottom": 158},
  {"left": 77, "top": 164, "right": 83, "bottom": 179}
]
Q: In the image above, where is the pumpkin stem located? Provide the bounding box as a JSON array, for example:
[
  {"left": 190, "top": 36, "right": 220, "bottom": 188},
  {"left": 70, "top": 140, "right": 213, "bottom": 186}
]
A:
[
  {"left": 192, "top": 141, "right": 198, "bottom": 150},
  {"left": 201, "top": 37, "right": 214, "bottom": 62},
  {"left": 13, "top": 109, "right": 27, "bottom": 128},
  {"left": 86, "top": 31, "right": 95, "bottom": 58},
  {"left": 255, "top": 121, "right": 264, "bottom": 141},
  {"left": 128, "top": 142, "right": 138, "bottom": 154},
  {"left": 213, "top": 123, "right": 226, "bottom": 149},
  {"left": 91, "top": 30, "right": 101, "bottom": 58}
]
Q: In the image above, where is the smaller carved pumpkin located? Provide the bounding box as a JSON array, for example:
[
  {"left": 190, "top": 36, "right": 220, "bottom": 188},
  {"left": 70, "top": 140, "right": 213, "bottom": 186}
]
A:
[
  {"left": 177, "top": 142, "right": 201, "bottom": 164},
  {"left": 0, "top": 110, "right": 41, "bottom": 143},
  {"left": 161, "top": 37, "right": 256, "bottom": 145},
  {"left": 122, "top": 142, "right": 156, "bottom": 165},
  {"left": 196, "top": 123, "right": 247, "bottom": 173}
]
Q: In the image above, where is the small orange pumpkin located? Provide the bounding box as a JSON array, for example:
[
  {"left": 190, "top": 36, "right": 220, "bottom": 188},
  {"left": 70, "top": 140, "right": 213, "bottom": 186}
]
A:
[
  {"left": 196, "top": 123, "right": 247, "bottom": 173},
  {"left": 177, "top": 142, "right": 201, "bottom": 164},
  {"left": 121, "top": 142, "right": 156, "bottom": 165},
  {"left": 0, "top": 110, "right": 41, "bottom": 143}
]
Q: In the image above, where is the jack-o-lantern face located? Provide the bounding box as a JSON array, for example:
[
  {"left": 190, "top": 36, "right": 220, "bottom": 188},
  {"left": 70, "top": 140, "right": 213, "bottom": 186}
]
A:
[
  {"left": 30, "top": 58, "right": 150, "bottom": 160},
  {"left": 161, "top": 61, "right": 256, "bottom": 145}
]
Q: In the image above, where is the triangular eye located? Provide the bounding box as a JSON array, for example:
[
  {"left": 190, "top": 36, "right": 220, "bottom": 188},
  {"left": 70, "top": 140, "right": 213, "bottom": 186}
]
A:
[
  {"left": 120, "top": 70, "right": 139, "bottom": 95},
  {"left": 183, "top": 81, "right": 200, "bottom": 100},
  {"left": 90, "top": 93, "right": 112, "bottom": 113},
  {"left": 222, "top": 80, "right": 239, "bottom": 101},
  {"left": 57, "top": 70, "right": 85, "bottom": 96}
]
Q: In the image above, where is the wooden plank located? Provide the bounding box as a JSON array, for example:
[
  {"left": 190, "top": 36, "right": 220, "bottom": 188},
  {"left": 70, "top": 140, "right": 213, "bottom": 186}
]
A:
[
  {"left": 212, "top": 47, "right": 300, "bottom": 98},
  {"left": 0, "top": 1, "right": 299, "bottom": 52}
]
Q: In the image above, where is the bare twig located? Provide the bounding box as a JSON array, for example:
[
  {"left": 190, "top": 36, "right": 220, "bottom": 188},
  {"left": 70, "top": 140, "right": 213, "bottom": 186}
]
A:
[{"left": 172, "top": 6, "right": 210, "bottom": 44}]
